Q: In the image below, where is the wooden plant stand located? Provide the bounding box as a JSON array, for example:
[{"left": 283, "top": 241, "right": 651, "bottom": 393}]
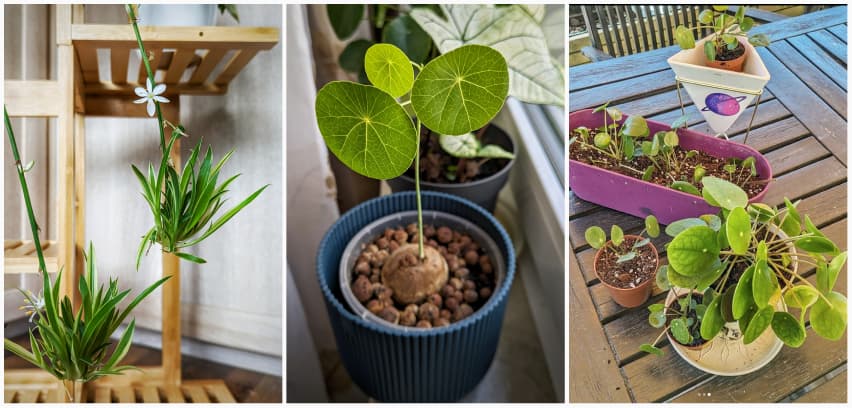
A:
[{"left": 4, "top": 5, "right": 278, "bottom": 403}]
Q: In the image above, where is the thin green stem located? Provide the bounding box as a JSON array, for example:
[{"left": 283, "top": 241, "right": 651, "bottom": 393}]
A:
[
  {"left": 5, "top": 107, "right": 48, "bottom": 279},
  {"left": 415, "top": 118, "right": 424, "bottom": 260},
  {"left": 126, "top": 5, "right": 166, "bottom": 151}
]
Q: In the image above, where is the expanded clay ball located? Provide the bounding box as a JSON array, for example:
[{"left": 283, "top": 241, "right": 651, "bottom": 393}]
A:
[{"left": 352, "top": 275, "right": 372, "bottom": 303}]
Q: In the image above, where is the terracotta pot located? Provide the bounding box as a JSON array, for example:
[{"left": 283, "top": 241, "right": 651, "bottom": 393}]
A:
[
  {"left": 706, "top": 42, "right": 747, "bottom": 72},
  {"left": 593, "top": 235, "right": 658, "bottom": 308}
]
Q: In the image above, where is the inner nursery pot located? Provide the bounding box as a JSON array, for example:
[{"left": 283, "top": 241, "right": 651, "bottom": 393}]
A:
[
  {"left": 706, "top": 39, "right": 747, "bottom": 72},
  {"left": 317, "top": 191, "right": 516, "bottom": 402},
  {"left": 593, "top": 235, "right": 658, "bottom": 308},
  {"left": 387, "top": 125, "right": 515, "bottom": 212},
  {"left": 665, "top": 292, "right": 711, "bottom": 351},
  {"left": 569, "top": 109, "right": 772, "bottom": 225}
]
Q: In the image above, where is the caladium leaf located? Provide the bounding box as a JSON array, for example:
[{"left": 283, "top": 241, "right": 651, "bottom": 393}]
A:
[
  {"left": 477, "top": 144, "right": 515, "bottom": 159},
  {"left": 411, "top": 4, "right": 564, "bottom": 105}
]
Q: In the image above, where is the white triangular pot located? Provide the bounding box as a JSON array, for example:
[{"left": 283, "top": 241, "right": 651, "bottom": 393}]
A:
[{"left": 668, "top": 35, "right": 770, "bottom": 136}]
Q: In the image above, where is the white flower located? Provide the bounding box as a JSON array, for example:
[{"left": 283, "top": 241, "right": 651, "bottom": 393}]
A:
[
  {"left": 134, "top": 78, "right": 170, "bottom": 117},
  {"left": 18, "top": 290, "right": 45, "bottom": 323}
]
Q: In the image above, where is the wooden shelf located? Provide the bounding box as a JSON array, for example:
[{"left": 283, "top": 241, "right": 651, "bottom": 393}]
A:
[
  {"left": 72, "top": 24, "right": 278, "bottom": 97},
  {"left": 4, "top": 240, "right": 59, "bottom": 274}
]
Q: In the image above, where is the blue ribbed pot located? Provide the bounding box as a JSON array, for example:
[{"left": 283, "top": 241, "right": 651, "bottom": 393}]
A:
[{"left": 317, "top": 191, "right": 516, "bottom": 402}]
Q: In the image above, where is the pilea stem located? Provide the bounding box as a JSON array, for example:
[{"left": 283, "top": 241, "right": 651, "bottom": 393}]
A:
[{"left": 415, "top": 118, "right": 424, "bottom": 260}]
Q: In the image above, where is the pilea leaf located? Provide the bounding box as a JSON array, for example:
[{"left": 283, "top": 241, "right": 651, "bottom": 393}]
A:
[
  {"left": 656, "top": 265, "right": 671, "bottom": 291},
  {"left": 756, "top": 240, "right": 768, "bottom": 263},
  {"left": 700, "top": 214, "right": 722, "bottom": 231},
  {"left": 796, "top": 236, "right": 839, "bottom": 255},
  {"left": 726, "top": 206, "right": 751, "bottom": 255},
  {"left": 648, "top": 307, "right": 666, "bottom": 328},
  {"left": 752, "top": 259, "right": 780, "bottom": 309},
  {"left": 771, "top": 311, "right": 806, "bottom": 347},
  {"left": 645, "top": 215, "right": 660, "bottom": 238},
  {"left": 743, "top": 305, "right": 774, "bottom": 344},
  {"left": 326, "top": 4, "right": 365, "bottom": 40},
  {"left": 702, "top": 176, "right": 748, "bottom": 210},
  {"left": 611, "top": 225, "right": 624, "bottom": 247},
  {"left": 721, "top": 285, "right": 736, "bottom": 322},
  {"left": 622, "top": 135, "right": 635, "bottom": 160},
  {"left": 616, "top": 252, "right": 636, "bottom": 263},
  {"left": 315, "top": 82, "right": 416, "bottom": 179},
  {"left": 411, "top": 44, "right": 509, "bottom": 135},
  {"left": 811, "top": 291, "right": 847, "bottom": 341},
  {"left": 364, "top": 44, "right": 415, "bottom": 98},
  {"left": 783, "top": 285, "right": 820, "bottom": 309},
  {"left": 667, "top": 226, "right": 720, "bottom": 276},
  {"left": 818, "top": 252, "right": 847, "bottom": 293},
  {"left": 671, "top": 181, "right": 700, "bottom": 196},
  {"left": 622, "top": 115, "right": 648, "bottom": 138},
  {"left": 585, "top": 226, "right": 606, "bottom": 250},
  {"left": 642, "top": 166, "right": 655, "bottom": 181},
  {"left": 640, "top": 343, "right": 664, "bottom": 356},
  {"left": 675, "top": 25, "right": 695, "bottom": 49},
  {"left": 670, "top": 317, "right": 692, "bottom": 345},
  {"left": 701, "top": 294, "right": 724, "bottom": 340},
  {"left": 732, "top": 265, "right": 755, "bottom": 319},
  {"left": 665, "top": 218, "right": 706, "bottom": 237},
  {"left": 749, "top": 203, "right": 776, "bottom": 223}
]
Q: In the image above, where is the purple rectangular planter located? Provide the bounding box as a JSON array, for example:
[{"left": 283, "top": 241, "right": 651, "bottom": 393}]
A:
[{"left": 569, "top": 109, "right": 772, "bottom": 224}]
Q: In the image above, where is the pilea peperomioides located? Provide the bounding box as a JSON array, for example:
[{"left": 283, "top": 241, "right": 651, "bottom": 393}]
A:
[
  {"left": 642, "top": 176, "right": 847, "bottom": 355},
  {"left": 585, "top": 215, "right": 660, "bottom": 264},
  {"left": 315, "top": 43, "right": 509, "bottom": 293}
]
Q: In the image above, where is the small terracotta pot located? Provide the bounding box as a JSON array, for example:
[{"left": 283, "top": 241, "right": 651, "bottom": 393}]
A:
[
  {"left": 593, "top": 235, "right": 658, "bottom": 308},
  {"left": 665, "top": 291, "right": 711, "bottom": 351},
  {"left": 706, "top": 40, "right": 747, "bottom": 72}
]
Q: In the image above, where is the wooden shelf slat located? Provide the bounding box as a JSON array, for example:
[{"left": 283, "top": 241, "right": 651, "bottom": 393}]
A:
[
  {"left": 164, "top": 49, "right": 196, "bottom": 84},
  {"left": 72, "top": 24, "right": 279, "bottom": 49},
  {"left": 4, "top": 240, "right": 59, "bottom": 274},
  {"left": 188, "top": 49, "right": 227, "bottom": 85},
  {"left": 110, "top": 47, "right": 130, "bottom": 85}
]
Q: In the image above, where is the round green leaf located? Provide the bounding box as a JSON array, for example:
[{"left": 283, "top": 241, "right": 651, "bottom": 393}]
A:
[
  {"left": 649, "top": 309, "right": 666, "bottom": 328},
  {"left": 622, "top": 115, "right": 648, "bottom": 138},
  {"left": 702, "top": 176, "right": 748, "bottom": 210},
  {"left": 663, "top": 131, "right": 678, "bottom": 147},
  {"left": 698, "top": 9, "right": 714, "bottom": 24},
  {"left": 382, "top": 14, "right": 432, "bottom": 64},
  {"left": 585, "top": 226, "right": 606, "bottom": 249},
  {"left": 726, "top": 206, "right": 751, "bottom": 255},
  {"left": 665, "top": 218, "right": 707, "bottom": 237},
  {"left": 365, "top": 44, "right": 415, "bottom": 98},
  {"left": 740, "top": 16, "right": 754, "bottom": 31},
  {"left": 339, "top": 39, "right": 374, "bottom": 75},
  {"left": 743, "top": 305, "right": 774, "bottom": 344},
  {"left": 695, "top": 260, "right": 725, "bottom": 292},
  {"left": 439, "top": 133, "right": 479, "bottom": 158},
  {"left": 752, "top": 260, "right": 780, "bottom": 309},
  {"left": 594, "top": 132, "right": 611, "bottom": 148},
  {"left": 667, "top": 226, "right": 720, "bottom": 276},
  {"left": 671, "top": 181, "right": 700, "bottom": 196},
  {"left": 749, "top": 203, "right": 776, "bottom": 223},
  {"left": 327, "top": 4, "right": 364, "bottom": 40},
  {"left": 315, "top": 82, "right": 416, "bottom": 179},
  {"left": 670, "top": 317, "right": 692, "bottom": 345},
  {"left": 771, "top": 311, "right": 806, "bottom": 347},
  {"left": 811, "top": 291, "right": 847, "bottom": 341},
  {"left": 645, "top": 215, "right": 660, "bottom": 238},
  {"left": 606, "top": 107, "right": 623, "bottom": 122},
  {"left": 667, "top": 265, "right": 702, "bottom": 289},
  {"left": 712, "top": 5, "right": 729, "bottom": 11},
  {"left": 611, "top": 225, "right": 624, "bottom": 247},
  {"left": 656, "top": 265, "right": 671, "bottom": 290},
  {"left": 796, "top": 236, "right": 839, "bottom": 254},
  {"left": 733, "top": 265, "right": 755, "bottom": 319},
  {"left": 783, "top": 285, "right": 820, "bottom": 309},
  {"left": 411, "top": 45, "right": 509, "bottom": 135},
  {"left": 749, "top": 33, "right": 771, "bottom": 47},
  {"left": 701, "top": 294, "right": 724, "bottom": 340},
  {"left": 640, "top": 343, "right": 664, "bottom": 356},
  {"left": 675, "top": 25, "right": 695, "bottom": 49},
  {"left": 700, "top": 214, "right": 722, "bottom": 231}
]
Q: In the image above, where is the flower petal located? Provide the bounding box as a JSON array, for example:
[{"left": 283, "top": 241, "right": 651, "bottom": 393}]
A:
[
  {"left": 147, "top": 77, "right": 154, "bottom": 92},
  {"left": 153, "top": 83, "right": 167, "bottom": 95},
  {"left": 134, "top": 97, "right": 148, "bottom": 104},
  {"left": 147, "top": 100, "right": 156, "bottom": 117},
  {"left": 153, "top": 95, "right": 170, "bottom": 103},
  {"left": 134, "top": 87, "right": 148, "bottom": 97}
]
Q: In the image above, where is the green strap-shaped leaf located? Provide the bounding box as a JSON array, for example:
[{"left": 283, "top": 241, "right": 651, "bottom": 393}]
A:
[
  {"left": 667, "top": 226, "right": 720, "bottom": 276},
  {"left": 411, "top": 5, "right": 563, "bottom": 105},
  {"left": 411, "top": 44, "right": 509, "bottom": 135},
  {"left": 771, "top": 311, "right": 806, "bottom": 348},
  {"left": 365, "top": 44, "right": 415, "bottom": 98},
  {"left": 811, "top": 291, "right": 847, "bottom": 341},
  {"left": 316, "top": 81, "right": 417, "bottom": 179},
  {"left": 726, "top": 206, "right": 751, "bottom": 255}
]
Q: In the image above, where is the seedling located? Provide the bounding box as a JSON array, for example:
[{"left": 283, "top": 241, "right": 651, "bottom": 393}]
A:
[
  {"left": 675, "top": 5, "right": 770, "bottom": 62},
  {"left": 570, "top": 102, "right": 649, "bottom": 163},
  {"left": 315, "top": 42, "right": 509, "bottom": 296},
  {"left": 647, "top": 176, "right": 847, "bottom": 353},
  {"left": 641, "top": 291, "right": 710, "bottom": 355},
  {"left": 585, "top": 215, "right": 660, "bottom": 264}
]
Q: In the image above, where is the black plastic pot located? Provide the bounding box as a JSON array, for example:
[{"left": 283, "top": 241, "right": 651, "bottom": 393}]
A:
[
  {"left": 387, "top": 125, "right": 515, "bottom": 212},
  {"left": 316, "top": 191, "right": 516, "bottom": 402}
]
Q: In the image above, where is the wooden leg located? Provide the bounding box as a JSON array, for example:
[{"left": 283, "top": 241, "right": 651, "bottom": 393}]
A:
[
  {"left": 72, "top": 113, "right": 85, "bottom": 311},
  {"left": 162, "top": 251, "right": 181, "bottom": 385}
]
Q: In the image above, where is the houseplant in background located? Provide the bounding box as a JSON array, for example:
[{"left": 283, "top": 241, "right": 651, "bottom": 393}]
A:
[
  {"left": 641, "top": 177, "right": 847, "bottom": 375},
  {"left": 327, "top": 4, "right": 563, "bottom": 211},
  {"left": 569, "top": 104, "right": 772, "bottom": 224},
  {"left": 668, "top": 5, "right": 771, "bottom": 137},
  {"left": 314, "top": 41, "right": 517, "bottom": 401},
  {"left": 584, "top": 215, "right": 660, "bottom": 307},
  {"left": 3, "top": 108, "right": 170, "bottom": 402}
]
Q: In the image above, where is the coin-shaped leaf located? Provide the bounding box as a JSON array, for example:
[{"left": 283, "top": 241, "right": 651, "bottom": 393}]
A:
[
  {"left": 732, "top": 265, "right": 755, "bottom": 319},
  {"left": 702, "top": 176, "right": 748, "bottom": 210},
  {"left": 701, "top": 294, "right": 724, "bottom": 340},
  {"left": 315, "top": 82, "right": 416, "bottom": 179},
  {"left": 811, "top": 291, "right": 847, "bottom": 341},
  {"left": 665, "top": 218, "right": 706, "bottom": 237},
  {"left": 611, "top": 225, "right": 624, "bottom": 247},
  {"left": 585, "top": 226, "right": 606, "bottom": 250},
  {"left": 670, "top": 317, "right": 692, "bottom": 345},
  {"left": 726, "top": 206, "right": 751, "bottom": 255},
  {"left": 752, "top": 259, "right": 780, "bottom": 308},
  {"left": 645, "top": 215, "right": 660, "bottom": 238},
  {"left": 365, "top": 44, "right": 415, "bottom": 98},
  {"left": 771, "top": 311, "right": 805, "bottom": 348},
  {"left": 783, "top": 285, "right": 820, "bottom": 309},
  {"left": 640, "top": 343, "right": 663, "bottom": 356},
  {"left": 795, "top": 236, "right": 839, "bottom": 255},
  {"left": 411, "top": 45, "right": 509, "bottom": 135},
  {"left": 667, "top": 226, "right": 720, "bottom": 276},
  {"left": 743, "top": 305, "right": 774, "bottom": 344}
]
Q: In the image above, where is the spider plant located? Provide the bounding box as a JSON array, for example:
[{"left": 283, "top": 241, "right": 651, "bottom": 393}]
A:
[
  {"left": 3, "top": 107, "right": 169, "bottom": 401},
  {"left": 126, "top": 5, "right": 268, "bottom": 267}
]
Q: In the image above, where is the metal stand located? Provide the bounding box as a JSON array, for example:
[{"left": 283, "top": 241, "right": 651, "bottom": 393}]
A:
[{"left": 675, "top": 76, "right": 764, "bottom": 145}]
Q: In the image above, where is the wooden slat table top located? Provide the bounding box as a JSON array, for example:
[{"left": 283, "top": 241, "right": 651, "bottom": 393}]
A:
[{"left": 569, "top": 8, "right": 848, "bottom": 403}]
